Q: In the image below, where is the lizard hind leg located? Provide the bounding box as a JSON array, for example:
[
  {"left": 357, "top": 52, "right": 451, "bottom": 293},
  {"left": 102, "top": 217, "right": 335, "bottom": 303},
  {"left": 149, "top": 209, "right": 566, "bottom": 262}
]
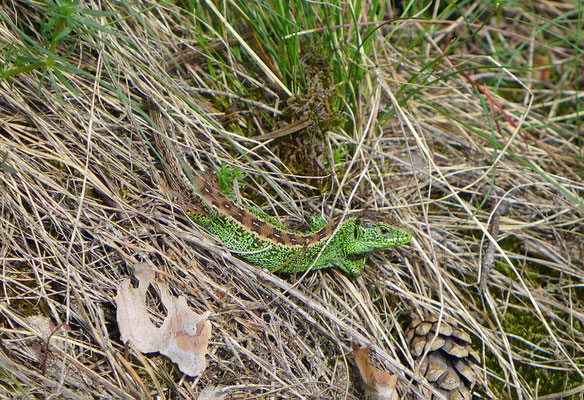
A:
[{"left": 337, "top": 255, "right": 366, "bottom": 276}]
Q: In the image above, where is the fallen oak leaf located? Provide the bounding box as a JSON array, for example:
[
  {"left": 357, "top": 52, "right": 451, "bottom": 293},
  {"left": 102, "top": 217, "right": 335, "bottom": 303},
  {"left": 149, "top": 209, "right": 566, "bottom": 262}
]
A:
[
  {"left": 353, "top": 344, "right": 399, "bottom": 400},
  {"left": 115, "top": 268, "right": 211, "bottom": 377}
]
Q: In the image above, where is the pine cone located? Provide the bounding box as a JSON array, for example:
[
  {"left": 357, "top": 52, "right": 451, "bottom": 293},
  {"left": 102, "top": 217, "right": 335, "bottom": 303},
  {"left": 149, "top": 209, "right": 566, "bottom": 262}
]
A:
[{"left": 405, "top": 315, "right": 480, "bottom": 400}]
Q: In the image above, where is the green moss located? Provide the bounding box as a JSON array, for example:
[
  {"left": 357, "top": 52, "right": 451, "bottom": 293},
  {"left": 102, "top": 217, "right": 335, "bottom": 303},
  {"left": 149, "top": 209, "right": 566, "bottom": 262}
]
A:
[
  {"left": 484, "top": 306, "right": 582, "bottom": 398},
  {"left": 481, "top": 259, "right": 583, "bottom": 398}
]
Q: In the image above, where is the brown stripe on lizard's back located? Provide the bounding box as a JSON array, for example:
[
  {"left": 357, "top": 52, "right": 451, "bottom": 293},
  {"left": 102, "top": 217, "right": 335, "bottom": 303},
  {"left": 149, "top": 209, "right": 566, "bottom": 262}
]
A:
[
  {"left": 248, "top": 217, "right": 264, "bottom": 235},
  {"left": 194, "top": 173, "right": 335, "bottom": 247},
  {"left": 230, "top": 211, "right": 246, "bottom": 224},
  {"left": 266, "top": 231, "right": 287, "bottom": 245},
  {"left": 285, "top": 233, "right": 306, "bottom": 246},
  {"left": 305, "top": 219, "right": 339, "bottom": 243},
  {"left": 221, "top": 200, "right": 233, "bottom": 210},
  {"left": 219, "top": 199, "right": 290, "bottom": 246}
]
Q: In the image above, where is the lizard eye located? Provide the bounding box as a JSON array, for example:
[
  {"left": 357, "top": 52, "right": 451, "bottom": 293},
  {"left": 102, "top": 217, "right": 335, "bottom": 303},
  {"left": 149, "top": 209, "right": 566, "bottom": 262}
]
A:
[{"left": 380, "top": 227, "right": 388, "bottom": 234}]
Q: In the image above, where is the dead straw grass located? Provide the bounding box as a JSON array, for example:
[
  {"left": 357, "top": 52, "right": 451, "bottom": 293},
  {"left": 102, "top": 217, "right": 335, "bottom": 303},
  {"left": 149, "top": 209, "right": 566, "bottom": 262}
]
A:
[{"left": 1, "top": 1, "right": 583, "bottom": 399}]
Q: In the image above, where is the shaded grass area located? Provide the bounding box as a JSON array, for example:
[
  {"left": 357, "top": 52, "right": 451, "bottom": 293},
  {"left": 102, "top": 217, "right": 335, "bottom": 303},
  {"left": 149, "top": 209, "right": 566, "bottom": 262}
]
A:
[{"left": 1, "top": 0, "right": 583, "bottom": 398}]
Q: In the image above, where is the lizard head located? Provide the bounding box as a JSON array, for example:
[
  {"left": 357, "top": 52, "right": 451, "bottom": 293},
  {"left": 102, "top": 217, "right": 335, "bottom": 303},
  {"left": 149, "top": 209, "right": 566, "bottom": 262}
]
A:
[{"left": 342, "top": 213, "right": 412, "bottom": 255}]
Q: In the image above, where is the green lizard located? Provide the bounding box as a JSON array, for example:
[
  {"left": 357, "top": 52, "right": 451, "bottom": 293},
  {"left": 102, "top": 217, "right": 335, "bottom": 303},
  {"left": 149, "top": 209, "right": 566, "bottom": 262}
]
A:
[
  {"left": 148, "top": 103, "right": 411, "bottom": 276},
  {"left": 186, "top": 178, "right": 411, "bottom": 276}
]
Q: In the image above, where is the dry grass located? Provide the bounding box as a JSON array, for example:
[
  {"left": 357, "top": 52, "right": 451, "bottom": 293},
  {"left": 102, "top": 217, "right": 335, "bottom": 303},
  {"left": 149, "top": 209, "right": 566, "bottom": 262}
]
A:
[{"left": 1, "top": 0, "right": 583, "bottom": 399}]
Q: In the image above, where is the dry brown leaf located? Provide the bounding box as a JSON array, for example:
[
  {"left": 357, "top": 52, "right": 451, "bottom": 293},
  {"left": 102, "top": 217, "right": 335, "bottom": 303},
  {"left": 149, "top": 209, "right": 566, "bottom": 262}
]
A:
[
  {"left": 353, "top": 344, "right": 399, "bottom": 400},
  {"left": 115, "top": 268, "right": 211, "bottom": 377},
  {"left": 198, "top": 385, "right": 229, "bottom": 400}
]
